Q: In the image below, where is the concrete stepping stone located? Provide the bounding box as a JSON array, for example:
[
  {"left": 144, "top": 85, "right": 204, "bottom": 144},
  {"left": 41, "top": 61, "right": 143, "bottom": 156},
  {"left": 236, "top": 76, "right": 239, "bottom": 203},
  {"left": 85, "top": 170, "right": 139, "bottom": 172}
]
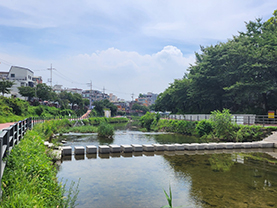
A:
[
  {"left": 194, "top": 143, "right": 206, "bottom": 150},
  {"left": 225, "top": 143, "right": 234, "bottom": 149},
  {"left": 75, "top": 146, "right": 85, "bottom": 155},
  {"left": 251, "top": 142, "right": 261, "bottom": 148},
  {"left": 184, "top": 144, "right": 197, "bottom": 150},
  {"left": 109, "top": 144, "right": 121, "bottom": 153},
  {"left": 174, "top": 143, "right": 184, "bottom": 151},
  {"left": 164, "top": 144, "right": 175, "bottom": 151},
  {"left": 153, "top": 144, "right": 164, "bottom": 151},
  {"left": 86, "top": 145, "right": 97, "bottom": 154},
  {"left": 241, "top": 142, "right": 252, "bottom": 148},
  {"left": 259, "top": 142, "right": 274, "bottom": 148},
  {"left": 131, "top": 144, "right": 143, "bottom": 152},
  {"left": 233, "top": 143, "right": 243, "bottom": 149},
  {"left": 215, "top": 143, "right": 226, "bottom": 149},
  {"left": 142, "top": 144, "right": 154, "bottom": 152},
  {"left": 121, "top": 145, "right": 133, "bottom": 153},
  {"left": 205, "top": 143, "right": 217, "bottom": 150},
  {"left": 98, "top": 145, "right": 110, "bottom": 154},
  {"left": 62, "top": 146, "right": 72, "bottom": 156}
]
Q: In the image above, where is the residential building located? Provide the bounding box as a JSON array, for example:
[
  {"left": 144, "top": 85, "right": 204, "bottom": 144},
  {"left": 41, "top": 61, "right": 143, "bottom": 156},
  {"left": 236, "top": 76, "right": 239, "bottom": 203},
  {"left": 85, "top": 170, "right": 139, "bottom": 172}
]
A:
[
  {"left": 53, "top": 84, "right": 63, "bottom": 94},
  {"left": 0, "top": 72, "right": 8, "bottom": 79},
  {"left": 64, "top": 88, "right": 83, "bottom": 95},
  {"left": 32, "top": 76, "right": 43, "bottom": 84},
  {"left": 136, "top": 92, "right": 158, "bottom": 106},
  {"left": 82, "top": 89, "right": 110, "bottom": 103},
  {"left": 6, "top": 66, "right": 35, "bottom": 98}
]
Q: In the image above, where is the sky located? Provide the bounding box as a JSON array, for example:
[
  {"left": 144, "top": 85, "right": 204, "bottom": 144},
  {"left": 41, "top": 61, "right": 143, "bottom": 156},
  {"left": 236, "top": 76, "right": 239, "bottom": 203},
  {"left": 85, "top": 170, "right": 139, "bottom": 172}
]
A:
[{"left": 0, "top": 1, "right": 276, "bottom": 101}]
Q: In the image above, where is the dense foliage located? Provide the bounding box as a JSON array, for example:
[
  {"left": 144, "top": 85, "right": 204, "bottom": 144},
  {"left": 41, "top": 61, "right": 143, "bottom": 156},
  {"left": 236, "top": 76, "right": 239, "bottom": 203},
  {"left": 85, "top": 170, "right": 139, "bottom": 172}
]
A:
[
  {"left": 91, "top": 99, "right": 118, "bottom": 117},
  {"left": 0, "top": 79, "right": 14, "bottom": 95},
  {"left": 155, "top": 10, "right": 277, "bottom": 114},
  {"left": 0, "top": 96, "right": 76, "bottom": 123},
  {"left": 140, "top": 111, "right": 275, "bottom": 142}
]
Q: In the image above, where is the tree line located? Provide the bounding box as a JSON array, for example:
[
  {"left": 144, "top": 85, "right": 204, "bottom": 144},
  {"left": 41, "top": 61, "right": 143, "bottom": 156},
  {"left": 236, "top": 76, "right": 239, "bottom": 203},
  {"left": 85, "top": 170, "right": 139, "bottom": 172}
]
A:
[
  {"left": 0, "top": 80, "right": 118, "bottom": 118},
  {"left": 155, "top": 10, "right": 277, "bottom": 115}
]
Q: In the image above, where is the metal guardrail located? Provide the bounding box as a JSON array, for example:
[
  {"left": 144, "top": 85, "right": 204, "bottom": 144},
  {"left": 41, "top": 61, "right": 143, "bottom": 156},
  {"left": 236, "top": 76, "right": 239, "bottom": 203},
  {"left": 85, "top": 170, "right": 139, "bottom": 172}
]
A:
[
  {"left": 0, "top": 117, "right": 32, "bottom": 197},
  {"left": 0, "top": 113, "right": 90, "bottom": 197},
  {"left": 255, "top": 115, "right": 277, "bottom": 126},
  {"left": 168, "top": 114, "right": 256, "bottom": 125}
]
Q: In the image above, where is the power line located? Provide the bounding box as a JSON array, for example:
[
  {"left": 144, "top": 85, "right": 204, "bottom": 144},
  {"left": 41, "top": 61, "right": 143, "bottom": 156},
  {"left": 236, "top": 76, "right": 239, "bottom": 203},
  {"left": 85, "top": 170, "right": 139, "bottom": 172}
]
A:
[{"left": 0, "top": 58, "right": 13, "bottom": 66}]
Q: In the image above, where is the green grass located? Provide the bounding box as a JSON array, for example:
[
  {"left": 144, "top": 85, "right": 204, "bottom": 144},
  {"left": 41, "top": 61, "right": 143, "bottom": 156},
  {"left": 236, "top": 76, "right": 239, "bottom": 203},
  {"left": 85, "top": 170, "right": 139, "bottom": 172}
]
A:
[
  {"left": 62, "top": 125, "right": 98, "bottom": 133},
  {"left": 1, "top": 131, "right": 63, "bottom": 207},
  {"left": 0, "top": 122, "right": 79, "bottom": 207}
]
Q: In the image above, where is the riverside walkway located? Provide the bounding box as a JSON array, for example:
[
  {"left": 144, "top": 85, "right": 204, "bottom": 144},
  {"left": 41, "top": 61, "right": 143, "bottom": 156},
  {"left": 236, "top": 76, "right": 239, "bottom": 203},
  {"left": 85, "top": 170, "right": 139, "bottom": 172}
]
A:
[{"left": 0, "top": 122, "right": 15, "bottom": 131}]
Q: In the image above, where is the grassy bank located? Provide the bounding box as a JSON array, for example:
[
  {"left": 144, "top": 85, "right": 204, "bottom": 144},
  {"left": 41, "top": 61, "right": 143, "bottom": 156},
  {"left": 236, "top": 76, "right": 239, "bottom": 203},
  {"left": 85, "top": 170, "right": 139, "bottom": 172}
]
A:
[{"left": 0, "top": 129, "right": 78, "bottom": 207}]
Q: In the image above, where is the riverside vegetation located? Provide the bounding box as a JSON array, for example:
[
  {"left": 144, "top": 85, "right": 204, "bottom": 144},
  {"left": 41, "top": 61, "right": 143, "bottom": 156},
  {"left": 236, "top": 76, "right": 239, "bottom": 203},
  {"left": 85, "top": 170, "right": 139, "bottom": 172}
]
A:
[
  {"left": 0, "top": 122, "right": 79, "bottom": 207},
  {"left": 0, "top": 117, "right": 128, "bottom": 207},
  {"left": 140, "top": 109, "right": 277, "bottom": 142}
]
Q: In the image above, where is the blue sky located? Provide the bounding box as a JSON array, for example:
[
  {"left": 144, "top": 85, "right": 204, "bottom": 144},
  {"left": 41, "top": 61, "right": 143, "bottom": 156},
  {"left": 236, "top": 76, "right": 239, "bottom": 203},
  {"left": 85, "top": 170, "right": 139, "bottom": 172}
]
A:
[{"left": 0, "top": 1, "right": 276, "bottom": 100}]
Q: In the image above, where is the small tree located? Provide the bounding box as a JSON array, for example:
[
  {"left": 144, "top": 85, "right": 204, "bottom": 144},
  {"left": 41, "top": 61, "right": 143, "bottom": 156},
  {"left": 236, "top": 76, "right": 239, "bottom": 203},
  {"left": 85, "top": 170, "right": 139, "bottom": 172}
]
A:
[
  {"left": 209, "top": 109, "right": 235, "bottom": 140},
  {"left": 0, "top": 79, "right": 14, "bottom": 96},
  {"left": 18, "top": 86, "right": 35, "bottom": 101}
]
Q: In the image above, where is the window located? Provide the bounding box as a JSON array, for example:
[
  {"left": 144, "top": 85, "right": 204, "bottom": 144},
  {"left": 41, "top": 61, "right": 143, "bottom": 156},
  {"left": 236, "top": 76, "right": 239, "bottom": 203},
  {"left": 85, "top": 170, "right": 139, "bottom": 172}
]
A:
[{"left": 11, "top": 74, "right": 15, "bottom": 77}]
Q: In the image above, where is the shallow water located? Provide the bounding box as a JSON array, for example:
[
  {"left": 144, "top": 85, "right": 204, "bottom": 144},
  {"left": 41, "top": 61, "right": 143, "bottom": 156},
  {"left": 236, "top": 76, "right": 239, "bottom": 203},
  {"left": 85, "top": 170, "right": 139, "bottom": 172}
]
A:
[{"left": 57, "top": 131, "right": 277, "bottom": 208}]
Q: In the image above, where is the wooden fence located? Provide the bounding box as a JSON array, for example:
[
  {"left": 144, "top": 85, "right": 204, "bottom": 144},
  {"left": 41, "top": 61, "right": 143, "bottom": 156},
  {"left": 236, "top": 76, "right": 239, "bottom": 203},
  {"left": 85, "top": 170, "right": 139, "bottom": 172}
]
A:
[{"left": 0, "top": 118, "right": 32, "bottom": 197}]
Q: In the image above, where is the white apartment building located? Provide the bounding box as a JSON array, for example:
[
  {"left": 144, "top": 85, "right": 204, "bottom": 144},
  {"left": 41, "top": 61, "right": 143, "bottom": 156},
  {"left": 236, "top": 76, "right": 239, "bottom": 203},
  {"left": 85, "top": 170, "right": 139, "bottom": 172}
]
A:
[{"left": 7, "top": 66, "right": 35, "bottom": 98}]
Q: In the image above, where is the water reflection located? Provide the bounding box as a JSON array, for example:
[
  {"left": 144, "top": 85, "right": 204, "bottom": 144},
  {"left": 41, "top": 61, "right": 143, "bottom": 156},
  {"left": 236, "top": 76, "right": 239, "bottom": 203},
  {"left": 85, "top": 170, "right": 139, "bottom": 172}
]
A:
[{"left": 163, "top": 153, "right": 277, "bottom": 207}]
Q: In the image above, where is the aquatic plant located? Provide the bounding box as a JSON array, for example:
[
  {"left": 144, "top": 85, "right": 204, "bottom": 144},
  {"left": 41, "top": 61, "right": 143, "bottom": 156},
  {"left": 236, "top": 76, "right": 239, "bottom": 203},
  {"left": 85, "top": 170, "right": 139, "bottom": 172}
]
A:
[
  {"left": 161, "top": 185, "right": 182, "bottom": 208},
  {"left": 97, "top": 122, "right": 114, "bottom": 138}
]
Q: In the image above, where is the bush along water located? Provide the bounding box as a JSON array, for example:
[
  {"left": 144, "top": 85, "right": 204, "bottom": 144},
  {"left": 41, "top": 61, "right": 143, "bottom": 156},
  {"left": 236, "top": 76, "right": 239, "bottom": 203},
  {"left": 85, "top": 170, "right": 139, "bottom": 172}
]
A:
[
  {"left": 97, "top": 121, "right": 115, "bottom": 138},
  {"left": 140, "top": 110, "right": 276, "bottom": 142},
  {"left": 197, "top": 109, "right": 275, "bottom": 142}
]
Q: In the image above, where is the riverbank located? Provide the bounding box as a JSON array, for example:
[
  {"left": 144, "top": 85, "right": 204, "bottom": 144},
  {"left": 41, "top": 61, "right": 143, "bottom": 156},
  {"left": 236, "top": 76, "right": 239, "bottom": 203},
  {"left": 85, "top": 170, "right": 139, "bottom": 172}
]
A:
[
  {"left": 140, "top": 111, "right": 277, "bottom": 142},
  {"left": 0, "top": 120, "right": 79, "bottom": 207}
]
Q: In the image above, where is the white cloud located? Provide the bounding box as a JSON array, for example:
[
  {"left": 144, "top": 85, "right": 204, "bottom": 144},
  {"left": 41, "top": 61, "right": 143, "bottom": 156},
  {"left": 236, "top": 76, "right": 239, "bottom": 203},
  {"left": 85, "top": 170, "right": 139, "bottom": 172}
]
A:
[{"left": 50, "top": 46, "right": 194, "bottom": 100}]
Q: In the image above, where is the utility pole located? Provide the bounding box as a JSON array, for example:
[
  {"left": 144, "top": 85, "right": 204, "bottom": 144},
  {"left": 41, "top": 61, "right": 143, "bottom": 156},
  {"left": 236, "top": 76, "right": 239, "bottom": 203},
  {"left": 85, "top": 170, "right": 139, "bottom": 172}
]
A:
[
  {"left": 47, "top": 64, "right": 55, "bottom": 87},
  {"left": 103, "top": 86, "right": 105, "bottom": 99},
  {"left": 131, "top": 93, "right": 134, "bottom": 101},
  {"left": 87, "top": 80, "right": 92, "bottom": 109}
]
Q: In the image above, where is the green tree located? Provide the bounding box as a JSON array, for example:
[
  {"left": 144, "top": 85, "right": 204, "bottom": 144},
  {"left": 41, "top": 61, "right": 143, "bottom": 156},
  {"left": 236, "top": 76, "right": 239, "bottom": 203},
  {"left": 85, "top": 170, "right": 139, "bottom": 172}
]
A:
[
  {"left": 155, "top": 78, "right": 191, "bottom": 113},
  {"left": 0, "top": 79, "right": 14, "bottom": 96},
  {"left": 131, "top": 103, "right": 149, "bottom": 114},
  {"left": 93, "top": 99, "right": 117, "bottom": 117},
  {"left": 36, "top": 83, "right": 53, "bottom": 101},
  {"left": 18, "top": 86, "right": 35, "bottom": 101}
]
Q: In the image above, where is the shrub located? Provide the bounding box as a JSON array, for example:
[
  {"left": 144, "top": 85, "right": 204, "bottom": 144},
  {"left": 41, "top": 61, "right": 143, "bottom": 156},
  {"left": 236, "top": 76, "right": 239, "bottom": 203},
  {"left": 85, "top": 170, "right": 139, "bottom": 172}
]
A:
[
  {"left": 210, "top": 109, "right": 236, "bottom": 141},
  {"left": 139, "top": 112, "right": 156, "bottom": 131},
  {"left": 98, "top": 122, "right": 114, "bottom": 138},
  {"left": 196, "top": 120, "right": 213, "bottom": 137}
]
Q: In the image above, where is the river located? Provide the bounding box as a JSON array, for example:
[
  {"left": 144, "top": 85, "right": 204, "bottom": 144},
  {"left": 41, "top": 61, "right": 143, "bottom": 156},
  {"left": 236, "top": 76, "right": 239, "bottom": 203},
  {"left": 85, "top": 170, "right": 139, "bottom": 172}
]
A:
[{"left": 57, "top": 130, "right": 277, "bottom": 207}]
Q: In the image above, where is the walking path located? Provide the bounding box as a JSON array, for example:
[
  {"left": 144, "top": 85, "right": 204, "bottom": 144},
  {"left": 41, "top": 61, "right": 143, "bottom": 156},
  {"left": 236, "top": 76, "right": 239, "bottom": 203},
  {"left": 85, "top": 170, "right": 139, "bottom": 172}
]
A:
[
  {"left": 262, "top": 132, "right": 277, "bottom": 159},
  {"left": 262, "top": 131, "right": 277, "bottom": 143},
  {"left": 0, "top": 122, "right": 15, "bottom": 131}
]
